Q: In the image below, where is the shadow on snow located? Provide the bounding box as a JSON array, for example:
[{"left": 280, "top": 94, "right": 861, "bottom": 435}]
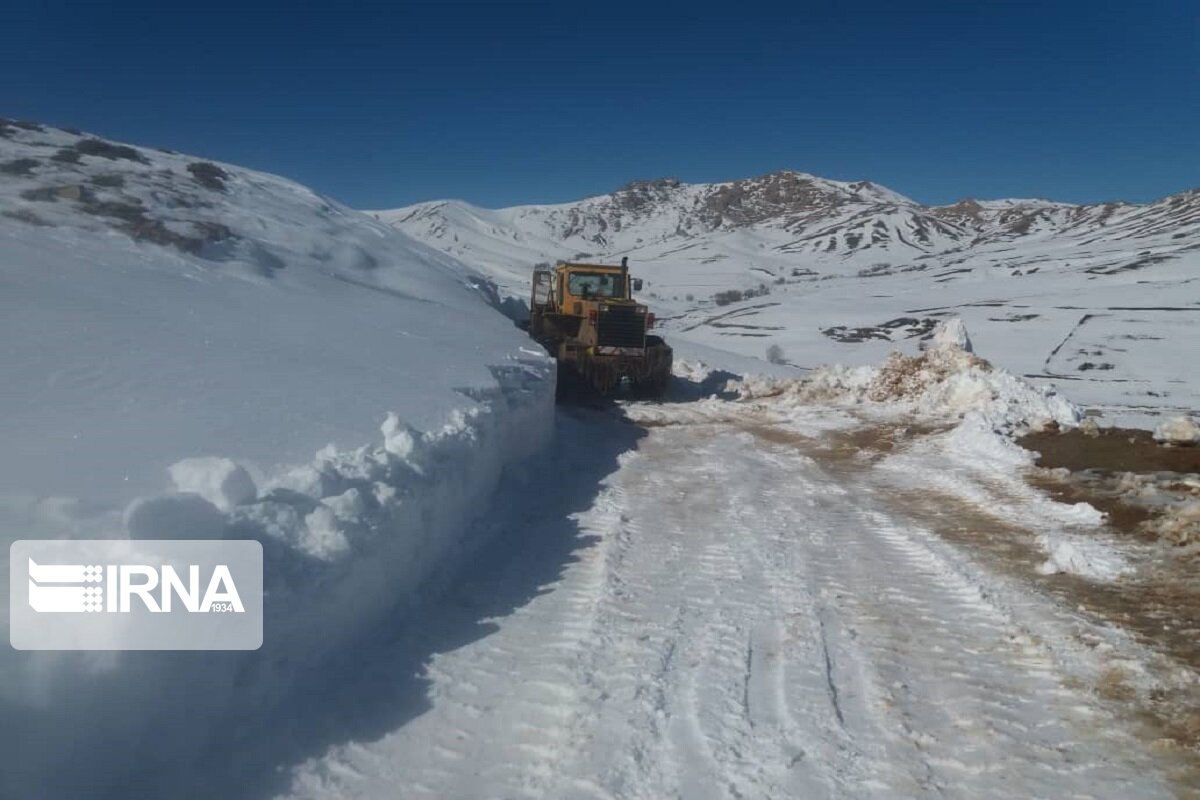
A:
[{"left": 173, "top": 407, "right": 643, "bottom": 800}]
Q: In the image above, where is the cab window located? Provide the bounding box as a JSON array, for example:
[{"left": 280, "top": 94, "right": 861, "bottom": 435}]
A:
[{"left": 567, "top": 272, "right": 624, "bottom": 299}]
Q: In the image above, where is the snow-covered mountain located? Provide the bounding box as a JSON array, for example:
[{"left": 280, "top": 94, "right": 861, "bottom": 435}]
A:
[
  {"left": 376, "top": 170, "right": 1198, "bottom": 292},
  {"left": 374, "top": 172, "right": 1200, "bottom": 425}
]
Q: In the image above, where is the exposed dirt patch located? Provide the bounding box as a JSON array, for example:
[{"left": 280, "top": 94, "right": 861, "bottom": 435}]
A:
[
  {"left": 821, "top": 316, "right": 939, "bottom": 344},
  {"left": 71, "top": 138, "right": 148, "bottom": 164},
  {"left": 742, "top": 420, "right": 948, "bottom": 468},
  {"left": 89, "top": 173, "right": 125, "bottom": 189},
  {"left": 1019, "top": 427, "right": 1200, "bottom": 474},
  {"left": 50, "top": 147, "right": 82, "bottom": 164},
  {"left": 0, "top": 208, "right": 52, "bottom": 227},
  {"left": 1020, "top": 426, "right": 1200, "bottom": 550},
  {"left": 187, "top": 161, "right": 229, "bottom": 191},
  {"left": 0, "top": 157, "right": 40, "bottom": 176},
  {"left": 1028, "top": 472, "right": 1157, "bottom": 536},
  {"left": 1097, "top": 665, "right": 1138, "bottom": 701}
]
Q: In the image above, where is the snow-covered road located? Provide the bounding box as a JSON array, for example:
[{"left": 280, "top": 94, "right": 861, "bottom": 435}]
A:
[{"left": 282, "top": 402, "right": 1190, "bottom": 800}]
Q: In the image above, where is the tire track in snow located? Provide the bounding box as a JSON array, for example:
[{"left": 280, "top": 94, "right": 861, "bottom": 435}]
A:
[{"left": 282, "top": 403, "right": 1185, "bottom": 800}]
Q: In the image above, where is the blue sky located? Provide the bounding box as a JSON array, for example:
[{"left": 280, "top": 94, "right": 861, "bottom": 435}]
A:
[{"left": 3, "top": 0, "right": 1197, "bottom": 208}]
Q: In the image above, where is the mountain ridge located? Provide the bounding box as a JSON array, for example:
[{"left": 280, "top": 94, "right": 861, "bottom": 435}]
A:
[{"left": 374, "top": 170, "right": 1199, "bottom": 280}]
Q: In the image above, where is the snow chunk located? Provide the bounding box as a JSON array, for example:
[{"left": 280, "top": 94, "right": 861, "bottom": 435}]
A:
[
  {"left": 1036, "top": 533, "right": 1129, "bottom": 580},
  {"left": 672, "top": 359, "right": 715, "bottom": 384},
  {"left": 168, "top": 457, "right": 257, "bottom": 511},
  {"left": 301, "top": 505, "right": 351, "bottom": 560},
  {"left": 1052, "top": 501, "right": 1107, "bottom": 527},
  {"left": 1152, "top": 416, "right": 1200, "bottom": 446},
  {"left": 382, "top": 412, "right": 424, "bottom": 464},
  {"left": 926, "top": 316, "right": 973, "bottom": 353},
  {"left": 322, "top": 487, "right": 367, "bottom": 521}
]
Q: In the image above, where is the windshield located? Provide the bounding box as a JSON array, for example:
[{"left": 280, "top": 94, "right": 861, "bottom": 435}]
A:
[{"left": 567, "top": 271, "right": 624, "bottom": 299}]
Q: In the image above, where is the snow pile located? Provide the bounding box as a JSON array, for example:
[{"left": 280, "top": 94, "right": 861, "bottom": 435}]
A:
[
  {"left": 732, "top": 319, "right": 1080, "bottom": 433},
  {"left": 672, "top": 359, "right": 718, "bottom": 385},
  {"left": 1153, "top": 416, "right": 1200, "bottom": 446},
  {"left": 0, "top": 123, "right": 556, "bottom": 798}
]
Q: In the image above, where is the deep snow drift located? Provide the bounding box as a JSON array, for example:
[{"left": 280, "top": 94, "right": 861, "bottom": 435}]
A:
[{"left": 0, "top": 122, "right": 554, "bottom": 798}]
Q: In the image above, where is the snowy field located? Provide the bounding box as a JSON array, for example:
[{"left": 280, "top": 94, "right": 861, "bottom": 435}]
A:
[{"left": 2, "top": 124, "right": 1197, "bottom": 799}]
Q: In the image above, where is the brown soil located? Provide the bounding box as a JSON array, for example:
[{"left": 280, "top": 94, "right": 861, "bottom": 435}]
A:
[
  {"left": 1028, "top": 473, "right": 1157, "bottom": 535},
  {"left": 1019, "top": 427, "right": 1200, "bottom": 474},
  {"left": 1020, "top": 426, "right": 1200, "bottom": 552},
  {"left": 742, "top": 420, "right": 951, "bottom": 469}
]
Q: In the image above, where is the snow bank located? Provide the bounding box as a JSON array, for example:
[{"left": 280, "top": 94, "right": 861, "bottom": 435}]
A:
[
  {"left": 0, "top": 124, "right": 556, "bottom": 798},
  {"left": 2, "top": 370, "right": 553, "bottom": 798}
]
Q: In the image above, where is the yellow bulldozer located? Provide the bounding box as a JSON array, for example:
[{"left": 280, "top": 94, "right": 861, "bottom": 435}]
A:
[{"left": 528, "top": 258, "right": 672, "bottom": 398}]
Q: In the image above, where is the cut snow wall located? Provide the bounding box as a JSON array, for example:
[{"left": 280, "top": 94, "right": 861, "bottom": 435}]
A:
[{"left": 0, "top": 360, "right": 555, "bottom": 799}]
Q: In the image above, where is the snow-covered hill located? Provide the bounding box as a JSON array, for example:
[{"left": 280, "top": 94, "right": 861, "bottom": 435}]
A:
[
  {"left": 374, "top": 172, "right": 1200, "bottom": 426},
  {"left": 0, "top": 120, "right": 551, "bottom": 519},
  {"left": 0, "top": 121, "right": 554, "bottom": 798}
]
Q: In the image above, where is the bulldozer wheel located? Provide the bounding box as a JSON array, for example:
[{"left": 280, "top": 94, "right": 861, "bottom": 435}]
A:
[
  {"left": 633, "top": 336, "right": 672, "bottom": 399},
  {"left": 555, "top": 360, "right": 587, "bottom": 403}
]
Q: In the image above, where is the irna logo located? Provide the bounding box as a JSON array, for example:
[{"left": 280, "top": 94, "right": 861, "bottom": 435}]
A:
[
  {"left": 10, "top": 540, "right": 263, "bottom": 651},
  {"left": 27, "top": 559, "right": 245, "bottom": 614}
]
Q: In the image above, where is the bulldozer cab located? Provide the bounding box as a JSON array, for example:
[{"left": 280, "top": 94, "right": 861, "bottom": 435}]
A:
[
  {"left": 531, "top": 262, "right": 637, "bottom": 318},
  {"left": 565, "top": 270, "right": 624, "bottom": 301}
]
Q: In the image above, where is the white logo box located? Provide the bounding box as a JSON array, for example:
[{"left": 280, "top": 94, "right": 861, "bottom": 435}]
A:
[{"left": 10, "top": 540, "right": 263, "bottom": 651}]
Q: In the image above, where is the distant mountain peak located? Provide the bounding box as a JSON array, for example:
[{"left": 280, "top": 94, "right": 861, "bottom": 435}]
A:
[
  {"left": 616, "top": 177, "right": 683, "bottom": 193},
  {"left": 373, "top": 167, "right": 1198, "bottom": 289}
]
